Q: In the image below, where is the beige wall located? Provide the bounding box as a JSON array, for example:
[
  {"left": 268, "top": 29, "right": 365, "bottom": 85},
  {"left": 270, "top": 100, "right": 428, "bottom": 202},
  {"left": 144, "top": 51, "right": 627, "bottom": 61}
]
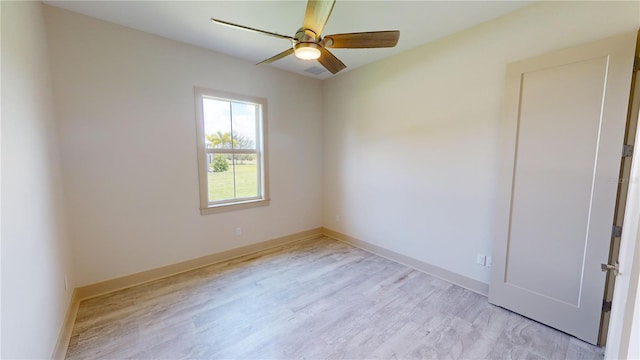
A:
[
  {"left": 4, "top": 1, "right": 640, "bottom": 357},
  {"left": 43, "top": 6, "right": 324, "bottom": 287},
  {"left": 1, "top": 1, "right": 74, "bottom": 358},
  {"left": 322, "top": 1, "right": 640, "bottom": 285}
]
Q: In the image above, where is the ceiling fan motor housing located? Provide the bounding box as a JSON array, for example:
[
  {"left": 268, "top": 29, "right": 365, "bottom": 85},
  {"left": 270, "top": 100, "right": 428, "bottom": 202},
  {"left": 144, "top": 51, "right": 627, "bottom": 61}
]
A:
[{"left": 295, "top": 28, "right": 320, "bottom": 44}]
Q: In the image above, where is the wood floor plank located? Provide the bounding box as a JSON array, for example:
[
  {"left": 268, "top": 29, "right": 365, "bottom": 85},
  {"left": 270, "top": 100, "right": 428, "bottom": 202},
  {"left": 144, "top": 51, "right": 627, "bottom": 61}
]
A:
[{"left": 66, "top": 237, "right": 604, "bottom": 360}]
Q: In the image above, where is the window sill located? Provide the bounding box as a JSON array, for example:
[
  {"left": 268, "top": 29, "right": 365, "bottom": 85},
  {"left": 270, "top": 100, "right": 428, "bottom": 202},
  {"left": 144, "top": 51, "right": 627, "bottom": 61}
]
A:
[{"left": 200, "top": 198, "right": 270, "bottom": 215}]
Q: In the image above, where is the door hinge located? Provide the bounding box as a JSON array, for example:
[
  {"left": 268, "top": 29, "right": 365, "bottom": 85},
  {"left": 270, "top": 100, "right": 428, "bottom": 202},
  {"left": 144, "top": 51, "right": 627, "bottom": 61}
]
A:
[
  {"left": 612, "top": 225, "right": 623, "bottom": 237},
  {"left": 602, "top": 300, "right": 612, "bottom": 312},
  {"left": 623, "top": 144, "right": 634, "bottom": 157}
]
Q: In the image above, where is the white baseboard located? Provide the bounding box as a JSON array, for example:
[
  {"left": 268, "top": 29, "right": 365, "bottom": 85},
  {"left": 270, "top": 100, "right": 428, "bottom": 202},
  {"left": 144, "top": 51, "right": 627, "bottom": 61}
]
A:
[
  {"left": 75, "top": 227, "right": 324, "bottom": 300},
  {"left": 322, "top": 227, "right": 490, "bottom": 296},
  {"left": 52, "top": 290, "right": 80, "bottom": 360}
]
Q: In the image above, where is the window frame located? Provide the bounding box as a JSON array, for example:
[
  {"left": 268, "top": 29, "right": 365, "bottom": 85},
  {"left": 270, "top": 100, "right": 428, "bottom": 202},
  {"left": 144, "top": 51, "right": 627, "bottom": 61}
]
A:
[{"left": 194, "top": 87, "right": 269, "bottom": 214}]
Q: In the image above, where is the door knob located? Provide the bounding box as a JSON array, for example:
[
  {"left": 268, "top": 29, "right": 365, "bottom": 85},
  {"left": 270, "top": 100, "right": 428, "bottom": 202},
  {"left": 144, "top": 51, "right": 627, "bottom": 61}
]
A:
[{"left": 601, "top": 261, "right": 619, "bottom": 276}]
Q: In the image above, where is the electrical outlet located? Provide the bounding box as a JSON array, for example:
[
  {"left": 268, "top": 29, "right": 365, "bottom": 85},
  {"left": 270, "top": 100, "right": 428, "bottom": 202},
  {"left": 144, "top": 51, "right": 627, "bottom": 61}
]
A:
[
  {"left": 336, "top": 214, "right": 340, "bottom": 222},
  {"left": 476, "top": 254, "right": 486, "bottom": 266},
  {"left": 485, "top": 256, "right": 492, "bottom": 267},
  {"left": 235, "top": 227, "right": 242, "bottom": 236}
]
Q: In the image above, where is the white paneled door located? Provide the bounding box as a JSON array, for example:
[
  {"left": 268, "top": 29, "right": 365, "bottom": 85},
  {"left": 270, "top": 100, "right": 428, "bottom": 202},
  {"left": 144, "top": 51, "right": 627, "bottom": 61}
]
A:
[{"left": 489, "top": 32, "right": 637, "bottom": 345}]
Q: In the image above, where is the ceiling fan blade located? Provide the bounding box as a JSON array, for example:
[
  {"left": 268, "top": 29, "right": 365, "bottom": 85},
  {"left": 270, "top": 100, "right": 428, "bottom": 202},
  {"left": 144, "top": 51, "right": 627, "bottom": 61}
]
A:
[
  {"left": 317, "top": 47, "right": 346, "bottom": 74},
  {"left": 211, "top": 18, "right": 294, "bottom": 41},
  {"left": 303, "top": 0, "right": 336, "bottom": 38},
  {"left": 323, "top": 31, "right": 400, "bottom": 48},
  {"left": 257, "top": 48, "right": 295, "bottom": 65}
]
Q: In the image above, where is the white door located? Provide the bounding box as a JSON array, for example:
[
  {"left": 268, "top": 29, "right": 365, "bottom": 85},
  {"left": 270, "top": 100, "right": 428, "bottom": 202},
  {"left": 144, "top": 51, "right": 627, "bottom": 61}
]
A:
[{"left": 489, "top": 31, "right": 636, "bottom": 345}]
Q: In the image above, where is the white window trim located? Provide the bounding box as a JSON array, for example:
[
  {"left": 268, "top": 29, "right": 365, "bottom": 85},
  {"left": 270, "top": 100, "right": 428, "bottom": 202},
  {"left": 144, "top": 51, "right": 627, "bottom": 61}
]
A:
[{"left": 194, "top": 87, "right": 269, "bottom": 214}]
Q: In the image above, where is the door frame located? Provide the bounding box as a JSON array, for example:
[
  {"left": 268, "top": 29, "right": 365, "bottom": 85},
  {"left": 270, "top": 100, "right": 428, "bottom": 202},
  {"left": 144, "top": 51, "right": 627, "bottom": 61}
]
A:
[
  {"left": 605, "top": 32, "right": 640, "bottom": 359},
  {"left": 600, "top": 31, "right": 640, "bottom": 346}
]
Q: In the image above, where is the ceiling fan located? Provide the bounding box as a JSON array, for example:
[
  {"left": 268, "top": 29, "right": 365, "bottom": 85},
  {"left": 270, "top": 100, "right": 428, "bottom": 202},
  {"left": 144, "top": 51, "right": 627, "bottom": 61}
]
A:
[{"left": 211, "top": 0, "right": 400, "bottom": 75}]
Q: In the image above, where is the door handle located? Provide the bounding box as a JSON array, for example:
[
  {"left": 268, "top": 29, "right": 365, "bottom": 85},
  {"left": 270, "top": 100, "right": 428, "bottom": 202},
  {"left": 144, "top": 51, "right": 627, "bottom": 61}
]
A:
[{"left": 601, "top": 261, "right": 619, "bottom": 276}]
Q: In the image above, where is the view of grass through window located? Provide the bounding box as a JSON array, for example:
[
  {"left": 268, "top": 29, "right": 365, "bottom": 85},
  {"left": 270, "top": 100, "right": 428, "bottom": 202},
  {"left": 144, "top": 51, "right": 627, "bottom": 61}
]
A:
[
  {"left": 208, "top": 163, "right": 257, "bottom": 201},
  {"left": 203, "top": 97, "right": 260, "bottom": 203}
]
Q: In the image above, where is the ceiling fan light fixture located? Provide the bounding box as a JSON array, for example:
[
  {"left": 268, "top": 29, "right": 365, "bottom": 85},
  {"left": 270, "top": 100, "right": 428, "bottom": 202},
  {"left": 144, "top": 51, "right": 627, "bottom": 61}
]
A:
[
  {"left": 294, "top": 43, "right": 321, "bottom": 60},
  {"left": 212, "top": 0, "right": 400, "bottom": 74}
]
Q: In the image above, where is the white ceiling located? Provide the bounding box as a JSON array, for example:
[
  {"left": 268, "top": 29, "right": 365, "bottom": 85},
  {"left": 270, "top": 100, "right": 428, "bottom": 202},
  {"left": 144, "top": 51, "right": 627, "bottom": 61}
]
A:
[{"left": 44, "top": 1, "right": 535, "bottom": 80}]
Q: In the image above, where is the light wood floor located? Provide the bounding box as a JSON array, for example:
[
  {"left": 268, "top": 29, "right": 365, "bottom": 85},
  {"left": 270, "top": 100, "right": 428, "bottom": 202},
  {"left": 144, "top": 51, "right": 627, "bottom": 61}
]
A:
[{"left": 66, "top": 237, "right": 604, "bottom": 359}]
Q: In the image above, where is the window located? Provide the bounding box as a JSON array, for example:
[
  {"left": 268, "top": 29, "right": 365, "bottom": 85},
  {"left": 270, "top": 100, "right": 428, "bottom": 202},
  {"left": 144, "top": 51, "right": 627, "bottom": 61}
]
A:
[{"left": 194, "top": 87, "right": 268, "bottom": 214}]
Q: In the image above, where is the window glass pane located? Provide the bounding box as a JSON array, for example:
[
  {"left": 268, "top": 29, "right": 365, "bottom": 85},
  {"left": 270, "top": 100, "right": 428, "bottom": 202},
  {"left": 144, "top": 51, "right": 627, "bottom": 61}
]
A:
[
  {"left": 207, "top": 153, "right": 235, "bottom": 202},
  {"left": 233, "top": 154, "right": 258, "bottom": 198},
  {"left": 203, "top": 98, "right": 233, "bottom": 149},
  {"left": 197, "top": 88, "right": 266, "bottom": 211},
  {"left": 231, "top": 102, "right": 257, "bottom": 150}
]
